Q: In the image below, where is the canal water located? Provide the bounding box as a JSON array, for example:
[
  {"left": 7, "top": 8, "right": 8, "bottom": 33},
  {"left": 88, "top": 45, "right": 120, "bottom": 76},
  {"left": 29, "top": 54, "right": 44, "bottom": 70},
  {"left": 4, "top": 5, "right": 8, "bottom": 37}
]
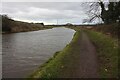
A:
[{"left": 2, "top": 27, "right": 75, "bottom": 78}]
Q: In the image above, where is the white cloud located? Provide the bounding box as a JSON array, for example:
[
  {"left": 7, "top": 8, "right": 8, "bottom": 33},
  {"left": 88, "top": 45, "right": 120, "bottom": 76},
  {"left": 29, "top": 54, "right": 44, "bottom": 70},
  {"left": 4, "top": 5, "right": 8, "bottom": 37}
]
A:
[{"left": 2, "top": 2, "right": 91, "bottom": 24}]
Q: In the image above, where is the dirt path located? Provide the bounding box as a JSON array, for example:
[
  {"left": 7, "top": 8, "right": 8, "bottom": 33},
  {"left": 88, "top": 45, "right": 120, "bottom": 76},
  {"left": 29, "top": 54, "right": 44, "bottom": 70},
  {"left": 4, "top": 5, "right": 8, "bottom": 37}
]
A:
[
  {"left": 60, "top": 31, "right": 99, "bottom": 78},
  {"left": 76, "top": 31, "right": 99, "bottom": 78}
]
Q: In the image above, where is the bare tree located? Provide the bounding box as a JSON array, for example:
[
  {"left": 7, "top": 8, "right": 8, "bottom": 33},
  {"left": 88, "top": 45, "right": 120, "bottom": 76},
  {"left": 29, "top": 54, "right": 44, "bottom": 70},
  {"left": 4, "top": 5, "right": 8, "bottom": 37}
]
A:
[
  {"left": 82, "top": 0, "right": 107, "bottom": 24},
  {"left": 83, "top": 0, "right": 120, "bottom": 24}
]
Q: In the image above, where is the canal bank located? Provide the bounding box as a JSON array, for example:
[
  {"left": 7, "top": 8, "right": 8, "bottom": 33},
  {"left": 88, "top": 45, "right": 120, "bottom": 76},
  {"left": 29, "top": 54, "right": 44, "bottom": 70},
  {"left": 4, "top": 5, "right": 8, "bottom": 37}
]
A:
[
  {"left": 29, "top": 27, "right": 118, "bottom": 78},
  {"left": 29, "top": 28, "right": 84, "bottom": 78}
]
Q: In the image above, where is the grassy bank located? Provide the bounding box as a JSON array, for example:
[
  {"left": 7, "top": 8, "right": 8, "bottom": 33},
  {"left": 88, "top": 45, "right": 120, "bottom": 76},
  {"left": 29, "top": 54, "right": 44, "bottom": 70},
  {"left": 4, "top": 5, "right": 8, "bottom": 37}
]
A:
[
  {"left": 29, "top": 28, "right": 81, "bottom": 79},
  {"left": 2, "top": 15, "right": 54, "bottom": 33},
  {"left": 2, "top": 27, "right": 54, "bottom": 34},
  {"left": 85, "top": 29, "right": 118, "bottom": 78},
  {"left": 28, "top": 27, "right": 118, "bottom": 78}
]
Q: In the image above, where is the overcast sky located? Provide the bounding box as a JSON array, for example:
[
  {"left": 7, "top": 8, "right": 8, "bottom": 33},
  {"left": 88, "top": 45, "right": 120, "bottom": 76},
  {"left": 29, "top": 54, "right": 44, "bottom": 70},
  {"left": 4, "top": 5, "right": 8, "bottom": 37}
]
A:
[
  {"left": 1, "top": 2, "right": 101, "bottom": 25},
  {"left": 2, "top": 0, "right": 101, "bottom": 2}
]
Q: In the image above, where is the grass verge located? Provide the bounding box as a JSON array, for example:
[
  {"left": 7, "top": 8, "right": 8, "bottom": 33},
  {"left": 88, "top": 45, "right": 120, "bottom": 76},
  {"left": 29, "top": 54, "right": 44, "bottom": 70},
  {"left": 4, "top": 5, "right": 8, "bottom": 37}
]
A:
[
  {"left": 28, "top": 28, "right": 81, "bottom": 79},
  {"left": 85, "top": 29, "right": 118, "bottom": 78}
]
